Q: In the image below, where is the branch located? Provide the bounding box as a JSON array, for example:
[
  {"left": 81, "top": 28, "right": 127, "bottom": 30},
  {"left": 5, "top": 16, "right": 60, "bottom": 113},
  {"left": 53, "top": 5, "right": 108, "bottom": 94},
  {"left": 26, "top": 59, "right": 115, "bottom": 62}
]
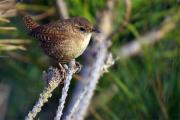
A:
[
  {"left": 0, "top": 39, "right": 30, "bottom": 44},
  {"left": 54, "top": 61, "right": 80, "bottom": 120},
  {"left": 56, "top": 0, "right": 69, "bottom": 19},
  {"left": 116, "top": 17, "right": 176, "bottom": 60},
  {"left": 25, "top": 61, "right": 80, "bottom": 120},
  {"left": 0, "top": 44, "right": 26, "bottom": 51},
  {"left": 65, "top": 87, "right": 87, "bottom": 120},
  {"left": 0, "top": 26, "right": 16, "bottom": 30},
  {"left": 0, "top": 17, "right": 10, "bottom": 22},
  {"left": 30, "top": 8, "right": 54, "bottom": 21},
  {"left": 25, "top": 66, "right": 65, "bottom": 120}
]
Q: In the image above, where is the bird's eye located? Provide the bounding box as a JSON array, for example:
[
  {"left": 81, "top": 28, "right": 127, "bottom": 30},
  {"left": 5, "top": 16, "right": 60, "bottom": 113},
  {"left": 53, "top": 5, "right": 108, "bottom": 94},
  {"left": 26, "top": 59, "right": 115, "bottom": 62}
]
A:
[{"left": 79, "top": 27, "right": 86, "bottom": 32}]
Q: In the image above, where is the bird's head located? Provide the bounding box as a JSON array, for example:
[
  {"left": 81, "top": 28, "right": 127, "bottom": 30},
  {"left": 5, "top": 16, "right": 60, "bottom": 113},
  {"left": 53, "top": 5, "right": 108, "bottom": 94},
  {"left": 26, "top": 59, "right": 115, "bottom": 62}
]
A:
[{"left": 67, "top": 17, "right": 99, "bottom": 40}]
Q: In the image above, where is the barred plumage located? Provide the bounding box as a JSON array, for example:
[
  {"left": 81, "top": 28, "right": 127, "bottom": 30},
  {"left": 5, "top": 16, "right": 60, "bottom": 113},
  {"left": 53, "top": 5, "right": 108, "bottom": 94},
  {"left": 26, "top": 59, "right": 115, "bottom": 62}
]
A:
[{"left": 23, "top": 16, "right": 39, "bottom": 31}]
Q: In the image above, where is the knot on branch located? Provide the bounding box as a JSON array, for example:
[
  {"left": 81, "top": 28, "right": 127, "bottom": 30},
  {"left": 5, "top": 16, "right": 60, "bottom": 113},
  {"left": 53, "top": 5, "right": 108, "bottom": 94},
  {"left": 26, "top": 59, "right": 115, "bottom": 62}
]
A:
[{"left": 43, "top": 66, "right": 66, "bottom": 86}]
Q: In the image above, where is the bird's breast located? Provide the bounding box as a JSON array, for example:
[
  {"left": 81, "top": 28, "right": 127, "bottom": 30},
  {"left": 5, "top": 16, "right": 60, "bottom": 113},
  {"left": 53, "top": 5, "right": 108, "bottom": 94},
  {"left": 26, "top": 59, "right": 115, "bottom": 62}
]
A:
[
  {"left": 62, "top": 33, "right": 92, "bottom": 58},
  {"left": 74, "top": 33, "right": 92, "bottom": 57},
  {"left": 82, "top": 33, "right": 92, "bottom": 50},
  {"left": 39, "top": 32, "right": 92, "bottom": 62}
]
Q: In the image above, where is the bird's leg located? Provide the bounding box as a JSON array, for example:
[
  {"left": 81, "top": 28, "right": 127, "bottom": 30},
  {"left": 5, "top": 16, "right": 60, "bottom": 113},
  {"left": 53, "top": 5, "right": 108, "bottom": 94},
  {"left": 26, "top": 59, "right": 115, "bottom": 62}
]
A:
[
  {"left": 67, "top": 59, "right": 82, "bottom": 73},
  {"left": 58, "top": 63, "right": 67, "bottom": 84},
  {"left": 58, "top": 60, "right": 82, "bottom": 84}
]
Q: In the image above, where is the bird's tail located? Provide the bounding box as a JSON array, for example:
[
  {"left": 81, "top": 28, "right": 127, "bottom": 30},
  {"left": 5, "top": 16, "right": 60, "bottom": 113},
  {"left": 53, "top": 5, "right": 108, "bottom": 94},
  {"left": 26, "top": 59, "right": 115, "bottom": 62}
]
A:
[{"left": 23, "top": 16, "right": 39, "bottom": 31}]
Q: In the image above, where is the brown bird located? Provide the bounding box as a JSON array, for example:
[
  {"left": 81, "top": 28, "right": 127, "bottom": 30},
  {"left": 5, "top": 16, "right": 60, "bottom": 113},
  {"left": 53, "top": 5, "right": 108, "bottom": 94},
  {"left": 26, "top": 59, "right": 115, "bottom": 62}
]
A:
[{"left": 23, "top": 16, "right": 99, "bottom": 63}]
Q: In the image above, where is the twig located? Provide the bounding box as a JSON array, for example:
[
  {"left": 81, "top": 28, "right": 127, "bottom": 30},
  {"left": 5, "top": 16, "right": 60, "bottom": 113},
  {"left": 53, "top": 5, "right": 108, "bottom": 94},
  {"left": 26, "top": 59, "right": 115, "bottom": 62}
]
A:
[
  {"left": 31, "top": 8, "right": 54, "bottom": 21},
  {"left": 116, "top": 17, "right": 176, "bottom": 60},
  {"left": 0, "top": 26, "right": 16, "bottom": 30},
  {"left": 0, "top": 17, "right": 10, "bottom": 22},
  {"left": 25, "top": 67, "right": 65, "bottom": 120},
  {"left": 152, "top": 72, "right": 169, "bottom": 120},
  {"left": 56, "top": 0, "right": 69, "bottom": 19},
  {"left": 0, "top": 39, "right": 30, "bottom": 44},
  {"left": 54, "top": 74, "right": 72, "bottom": 120},
  {"left": 0, "top": 44, "right": 26, "bottom": 51},
  {"left": 54, "top": 60, "right": 80, "bottom": 120}
]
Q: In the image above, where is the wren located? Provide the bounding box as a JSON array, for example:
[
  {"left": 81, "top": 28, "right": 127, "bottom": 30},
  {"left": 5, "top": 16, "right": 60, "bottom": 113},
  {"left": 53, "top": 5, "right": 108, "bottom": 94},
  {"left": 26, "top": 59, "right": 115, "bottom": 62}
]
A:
[{"left": 23, "top": 16, "right": 99, "bottom": 63}]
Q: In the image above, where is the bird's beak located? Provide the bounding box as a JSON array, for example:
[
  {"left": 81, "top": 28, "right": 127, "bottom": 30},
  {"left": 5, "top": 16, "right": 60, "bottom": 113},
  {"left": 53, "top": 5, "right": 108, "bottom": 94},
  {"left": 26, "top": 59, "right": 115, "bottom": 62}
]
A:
[{"left": 92, "top": 27, "right": 100, "bottom": 33}]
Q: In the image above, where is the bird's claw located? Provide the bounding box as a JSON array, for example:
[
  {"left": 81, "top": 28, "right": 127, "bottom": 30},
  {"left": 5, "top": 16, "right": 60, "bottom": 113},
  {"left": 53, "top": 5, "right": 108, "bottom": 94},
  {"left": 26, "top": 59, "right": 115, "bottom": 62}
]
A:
[
  {"left": 75, "top": 62, "right": 82, "bottom": 73},
  {"left": 58, "top": 63, "right": 67, "bottom": 84}
]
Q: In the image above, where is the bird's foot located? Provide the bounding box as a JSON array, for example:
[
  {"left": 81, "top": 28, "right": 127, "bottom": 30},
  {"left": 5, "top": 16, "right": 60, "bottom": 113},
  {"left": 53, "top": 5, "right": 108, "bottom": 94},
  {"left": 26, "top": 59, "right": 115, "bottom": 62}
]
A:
[
  {"left": 68, "top": 60, "right": 82, "bottom": 73},
  {"left": 58, "top": 63, "right": 67, "bottom": 84}
]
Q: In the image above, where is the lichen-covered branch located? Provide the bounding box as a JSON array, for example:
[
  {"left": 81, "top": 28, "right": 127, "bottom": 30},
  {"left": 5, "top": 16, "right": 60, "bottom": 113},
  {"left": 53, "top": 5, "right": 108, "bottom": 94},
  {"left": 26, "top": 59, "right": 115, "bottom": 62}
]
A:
[
  {"left": 64, "top": 85, "right": 88, "bottom": 120},
  {"left": 25, "top": 67, "right": 65, "bottom": 120},
  {"left": 54, "top": 61, "right": 80, "bottom": 120},
  {"left": 25, "top": 60, "right": 79, "bottom": 120}
]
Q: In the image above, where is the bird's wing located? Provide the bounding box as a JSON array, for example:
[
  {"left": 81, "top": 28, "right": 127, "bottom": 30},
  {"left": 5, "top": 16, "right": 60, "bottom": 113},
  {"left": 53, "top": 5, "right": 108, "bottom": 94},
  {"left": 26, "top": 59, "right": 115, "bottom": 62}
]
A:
[{"left": 30, "top": 22, "right": 68, "bottom": 42}]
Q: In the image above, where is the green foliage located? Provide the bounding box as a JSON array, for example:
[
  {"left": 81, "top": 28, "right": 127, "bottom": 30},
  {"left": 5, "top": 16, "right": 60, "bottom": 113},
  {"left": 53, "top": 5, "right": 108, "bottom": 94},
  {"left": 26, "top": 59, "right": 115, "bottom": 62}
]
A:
[{"left": 0, "top": 0, "right": 179, "bottom": 120}]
